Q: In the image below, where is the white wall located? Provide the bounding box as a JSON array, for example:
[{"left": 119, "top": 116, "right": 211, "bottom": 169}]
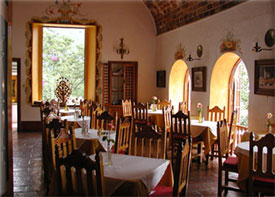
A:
[
  {"left": 12, "top": 0, "right": 156, "bottom": 121},
  {"left": 156, "top": 0, "right": 275, "bottom": 132}
]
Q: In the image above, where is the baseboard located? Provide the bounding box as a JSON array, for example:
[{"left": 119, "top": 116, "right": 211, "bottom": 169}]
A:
[{"left": 21, "top": 121, "right": 42, "bottom": 132}]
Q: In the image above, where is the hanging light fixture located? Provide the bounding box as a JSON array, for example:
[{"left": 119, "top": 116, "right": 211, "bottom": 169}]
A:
[{"left": 116, "top": 38, "right": 129, "bottom": 59}]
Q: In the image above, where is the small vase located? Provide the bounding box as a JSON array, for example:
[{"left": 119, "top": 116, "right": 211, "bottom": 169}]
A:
[
  {"left": 267, "top": 125, "right": 272, "bottom": 133},
  {"left": 198, "top": 111, "right": 203, "bottom": 123},
  {"left": 105, "top": 142, "right": 112, "bottom": 165},
  {"left": 152, "top": 104, "right": 156, "bottom": 111}
]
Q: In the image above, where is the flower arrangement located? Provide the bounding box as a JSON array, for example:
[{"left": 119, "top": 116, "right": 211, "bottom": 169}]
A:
[
  {"left": 220, "top": 32, "right": 241, "bottom": 54},
  {"left": 197, "top": 103, "right": 203, "bottom": 112},
  {"left": 265, "top": 112, "right": 273, "bottom": 128},
  {"left": 152, "top": 96, "right": 157, "bottom": 104},
  {"left": 197, "top": 103, "right": 203, "bottom": 123}
]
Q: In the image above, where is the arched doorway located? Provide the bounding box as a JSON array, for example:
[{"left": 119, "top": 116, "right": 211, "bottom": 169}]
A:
[
  {"left": 169, "top": 60, "right": 190, "bottom": 112},
  {"left": 210, "top": 52, "right": 249, "bottom": 125}
]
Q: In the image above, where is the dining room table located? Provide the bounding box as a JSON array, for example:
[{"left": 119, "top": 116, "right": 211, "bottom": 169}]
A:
[
  {"left": 90, "top": 152, "right": 173, "bottom": 196},
  {"left": 148, "top": 109, "right": 164, "bottom": 128},
  {"left": 61, "top": 115, "right": 90, "bottom": 129},
  {"left": 59, "top": 108, "right": 81, "bottom": 116},
  {"left": 75, "top": 128, "right": 116, "bottom": 155},
  {"left": 190, "top": 119, "right": 217, "bottom": 155},
  {"left": 235, "top": 140, "right": 275, "bottom": 192}
]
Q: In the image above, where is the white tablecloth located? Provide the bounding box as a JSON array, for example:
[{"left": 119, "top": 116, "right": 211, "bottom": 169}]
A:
[
  {"left": 75, "top": 128, "right": 116, "bottom": 152},
  {"left": 61, "top": 115, "right": 90, "bottom": 128},
  {"left": 191, "top": 120, "right": 217, "bottom": 137},
  {"left": 59, "top": 108, "right": 80, "bottom": 116},
  {"left": 90, "top": 153, "right": 172, "bottom": 195},
  {"left": 148, "top": 109, "right": 163, "bottom": 115}
]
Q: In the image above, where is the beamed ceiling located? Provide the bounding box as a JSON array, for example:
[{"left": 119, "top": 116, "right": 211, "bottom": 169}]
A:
[{"left": 143, "top": 0, "right": 247, "bottom": 35}]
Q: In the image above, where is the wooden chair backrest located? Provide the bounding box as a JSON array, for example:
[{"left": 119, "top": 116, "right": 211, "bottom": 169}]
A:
[
  {"left": 90, "top": 105, "right": 104, "bottom": 129},
  {"left": 217, "top": 120, "right": 229, "bottom": 162},
  {"left": 157, "top": 99, "right": 171, "bottom": 110},
  {"left": 114, "top": 117, "right": 132, "bottom": 154},
  {"left": 132, "top": 125, "right": 167, "bottom": 159},
  {"left": 80, "top": 99, "right": 92, "bottom": 116},
  {"left": 132, "top": 102, "right": 149, "bottom": 126},
  {"left": 179, "top": 101, "right": 187, "bottom": 114},
  {"left": 56, "top": 149, "right": 104, "bottom": 196},
  {"left": 122, "top": 99, "right": 132, "bottom": 117},
  {"left": 173, "top": 136, "right": 192, "bottom": 196},
  {"left": 207, "top": 106, "right": 226, "bottom": 121},
  {"left": 162, "top": 105, "right": 172, "bottom": 132},
  {"left": 249, "top": 133, "right": 275, "bottom": 183},
  {"left": 95, "top": 111, "right": 116, "bottom": 130},
  {"left": 49, "top": 125, "right": 76, "bottom": 170},
  {"left": 171, "top": 110, "right": 191, "bottom": 136}
]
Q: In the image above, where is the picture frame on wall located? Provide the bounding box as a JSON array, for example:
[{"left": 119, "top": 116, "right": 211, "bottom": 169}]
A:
[
  {"left": 156, "top": 70, "right": 166, "bottom": 88},
  {"left": 192, "top": 66, "right": 206, "bottom": 92},
  {"left": 254, "top": 59, "right": 275, "bottom": 96}
]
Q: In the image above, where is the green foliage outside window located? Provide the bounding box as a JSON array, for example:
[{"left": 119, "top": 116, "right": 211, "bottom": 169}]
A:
[
  {"left": 42, "top": 27, "right": 85, "bottom": 101},
  {"left": 239, "top": 61, "right": 249, "bottom": 127}
]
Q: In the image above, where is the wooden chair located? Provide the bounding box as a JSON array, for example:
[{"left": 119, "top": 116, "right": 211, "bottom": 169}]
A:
[
  {"left": 179, "top": 101, "right": 187, "bottom": 114},
  {"left": 157, "top": 99, "right": 171, "bottom": 110},
  {"left": 217, "top": 119, "right": 240, "bottom": 196},
  {"left": 171, "top": 111, "right": 204, "bottom": 164},
  {"left": 162, "top": 106, "right": 172, "bottom": 158},
  {"left": 90, "top": 104, "right": 104, "bottom": 129},
  {"left": 122, "top": 99, "right": 132, "bottom": 117},
  {"left": 248, "top": 133, "right": 275, "bottom": 196},
  {"left": 49, "top": 124, "right": 76, "bottom": 171},
  {"left": 80, "top": 99, "right": 92, "bottom": 116},
  {"left": 114, "top": 117, "right": 133, "bottom": 154},
  {"left": 207, "top": 106, "right": 226, "bottom": 121},
  {"left": 132, "top": 102, "right": 150, "bottom": 132},
  {"left": 207, "top": 105, "right": 226, "bottom": 160},
  {"left": 151, "top": 136, "right": 192, "bottom": 196},
  {"left": 95, "top": 110, "right": 116, "bottom": 131},
  {"left": 43, "top": 116, "right": 66, "bottom": 194},
  {"left": 132, "top": 124, "right": 167, "bottom": 159},
  {"left": 55, "top": 149, "right": 104, "bottom": 196}
]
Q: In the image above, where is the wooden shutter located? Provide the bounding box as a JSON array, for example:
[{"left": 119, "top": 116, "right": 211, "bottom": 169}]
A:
[
  {"left": 102, "top": 63, "right": 110, "bottom": 105},
  {"left": 123, "top": 63, "right": 137, "bottom": 102}
]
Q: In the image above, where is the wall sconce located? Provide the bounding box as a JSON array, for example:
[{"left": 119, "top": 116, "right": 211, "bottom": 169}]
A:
[
  {"left": 186, "top": 54, "right": 200, "bottom": 61},
  {"left": 116, "top": 38, "right": 129, "bottom": 59},
  {"left": 186, "top": 45, "right": 203, "bottom": 61},
  {"left": 252, "top": 42, "right": 272, "bottom": 52}
]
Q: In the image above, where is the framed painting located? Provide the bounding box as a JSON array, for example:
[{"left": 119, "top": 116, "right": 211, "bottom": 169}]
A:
[
  {"left": 192, "top": 66, "right": 206, "bottom": 92},
  {"left": 157, "top": 70, "right": 166, "bottom": 88},
  {"left": 255, "top": 59, "right": 275, "bottom": 96}
]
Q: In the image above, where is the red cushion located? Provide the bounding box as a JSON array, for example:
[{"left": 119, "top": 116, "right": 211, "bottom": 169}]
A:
[
  {"left": 223, "top": 156, "right": 238, "bottom": 171},
  {"left": 224, "top": 156, "right": 238, "bottom": 166},
  {"left": 135, "top": 120, "right": 147, "bottom": 124},
  {"left": 254, "top": 176, "right": 275, "bottom": 184},
  {"left": 150, "top": 185, "right": 172, "bottom": 196}
]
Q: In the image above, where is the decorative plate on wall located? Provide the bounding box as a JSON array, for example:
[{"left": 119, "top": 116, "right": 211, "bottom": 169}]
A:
[
  {"left": 197, "top": 45, "right": 203, "bottom": 57},
  {"left": 265, "top": 28, "right": 275, "bottom": 47}
]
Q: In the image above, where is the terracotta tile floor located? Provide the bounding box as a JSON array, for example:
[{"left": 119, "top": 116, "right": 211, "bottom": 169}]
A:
[{"left": 12, "top": 130, "right": 245, "bottom": 196}]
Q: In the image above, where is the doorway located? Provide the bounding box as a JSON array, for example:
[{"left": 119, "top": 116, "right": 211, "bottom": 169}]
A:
[{"left": 12, "top": 58, "right": 21, "bottom": 132}]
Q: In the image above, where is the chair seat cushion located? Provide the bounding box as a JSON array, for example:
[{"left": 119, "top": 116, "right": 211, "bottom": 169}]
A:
[
  {"left": 254, "top": 176, "right": 275, "bottom": 184},
  {"left": 223, "top": 156, "right": 238, "bottom": 170},
  {"left": 150, "top": 185, "right": 172, "bottom": 196}
]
